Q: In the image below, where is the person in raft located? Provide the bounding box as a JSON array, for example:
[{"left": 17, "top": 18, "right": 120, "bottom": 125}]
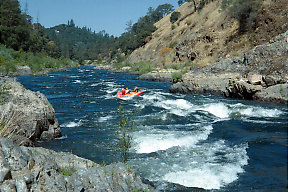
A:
[
  {"left": 121, "top": 88, "right": 126, "bottom": 95},
  {"left": 125, "top": 88, "right": 130, "bottom": 94},
  {"left": 134, "top": 86, "right": 139, "bottom": 92}
]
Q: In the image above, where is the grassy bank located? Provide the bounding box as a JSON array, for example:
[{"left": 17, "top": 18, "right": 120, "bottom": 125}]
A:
[{"left": 0, "top": 44, "right": 79, "bottom": 75}]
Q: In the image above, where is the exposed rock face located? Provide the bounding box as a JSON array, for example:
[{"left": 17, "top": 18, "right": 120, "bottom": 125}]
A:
[
  {"left": 0, "top": 77, "right": 61, "bottom": 146},
  {"left": 0, "top": 137, "right": 154, "bottom": 191}
]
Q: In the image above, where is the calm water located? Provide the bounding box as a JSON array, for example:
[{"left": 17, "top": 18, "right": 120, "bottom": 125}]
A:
[{"left": 17, "top": 66, "right": 287, "bottom": 191}]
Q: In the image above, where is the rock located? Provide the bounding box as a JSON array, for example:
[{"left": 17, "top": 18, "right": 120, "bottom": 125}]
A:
[
  {"left": 0, "top": 180, "right": 16, "bottom": 192},
  {"left": 170, "top": 72, "right": 237, "bottom": 95},
  {"left": 93, "top": 64, "right": 113, "bottom": 71},
  {"left": 15, "top": 179, "right": 28, "bottom": 192},
  {"left": 247, "top": 72, "right": 263, "bottom": 85},
  {"left": 15, "top": 66, "right": 32, "bottom": 76},
  {"left": 253, "top": 84, "right": 288, "bottom": 103},
  {"left": 262, "top": 74, "right": 285, "bottom": 87},
  {"left": 0, "top": 77, "right": 61, "bottom": 145},
  {"left": 225, "top": 79, "right": 263, "bottom": 100},
  {"left": 0, "top": 137, "right": 156, "bottom": 191},
  {"left": 0, "top": 149, "right": 11, "bottom": 183}
]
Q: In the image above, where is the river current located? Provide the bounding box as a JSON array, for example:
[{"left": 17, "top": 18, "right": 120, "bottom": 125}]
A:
[{"left": 17, "top": 66, "right": 287, "bottom": 191}]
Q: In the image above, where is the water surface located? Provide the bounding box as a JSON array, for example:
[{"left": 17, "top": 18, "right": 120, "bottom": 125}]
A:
[{"left": 17, "top": 66, "right": 287, "bottom": 191}]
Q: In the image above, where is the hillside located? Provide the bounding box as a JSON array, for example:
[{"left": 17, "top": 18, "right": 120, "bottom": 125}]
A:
[{"left": 127, "top": 0, "right": 287, "bottom": 67}]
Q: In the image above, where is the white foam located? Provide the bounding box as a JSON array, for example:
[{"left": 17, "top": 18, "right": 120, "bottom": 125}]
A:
[
  {"left": 73, "top": 80, "right": 82, "bottom": 84},
  {"left": 98, "top": 115, "right": 113, "bottom": 122},
  {"left": 55, "top": 135, "right": 68, "bottom": 140},
  {"left": 200, "top": 103, "right": 230, "bottom": 118},
  {"left": 133, "top": 125, "right": 213, "bottom": 153},
  {"left": 161, "top": 141, "right": 249, "bottom": 190},
  {"left": 230, "top": 103, "right": 283, "bottom": 118},
  {"left": 142, "top": 94, "right": 195, "bottom": 116},
  {"left": 63, "top": 120, "right": 82, "bottom": 128}
]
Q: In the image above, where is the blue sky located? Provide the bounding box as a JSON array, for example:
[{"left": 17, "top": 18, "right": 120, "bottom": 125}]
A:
[{"left": 18, "top": 0, "right": 179, "bottom": 37}]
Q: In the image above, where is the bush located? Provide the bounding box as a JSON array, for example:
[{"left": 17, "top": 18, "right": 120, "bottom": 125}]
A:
[
  {"left": 171, "top": 24, "right": 176, "bottom": 30},
  {"left": 115, "top": 105, "right": 136, "bottom": 163},
  {"left": 169, "top": 42, "right": 177, "bottom": 49},
  {"left": 172, "top": 71, "right": 183, "bottom": 83},
  {"left": 221, "top": 0, "right": 262, "bottom": 34},
  {"left": 129, "top": 61, "right": 152, "bottom": 75},
  {"left": 170, "top": 11, "right": 181, "bottom": 23},
  {"left": 60, "top": 166, "right": 76, "bottom": 176}
]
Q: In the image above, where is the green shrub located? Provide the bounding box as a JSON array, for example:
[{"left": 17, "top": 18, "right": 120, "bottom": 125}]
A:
[
  {"left": 60, "top": 166, "right": 76, "bottom": 176},
  {"left": 170, "top": 11, "right": 181, "bottom": 23},
  {"left": 169, "top": 42, "right": 177, "bottom": 49},
  {"left": 172, "top": 71, "right": 183, "bottom": 83},
  {"left": 130, "top": 61, "right": 152, "bottom": 75},
  {"left": 171, "top": 24, "right": 176, "bottom": 30}
]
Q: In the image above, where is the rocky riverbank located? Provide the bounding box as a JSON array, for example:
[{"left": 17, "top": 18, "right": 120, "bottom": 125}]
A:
[
  {"left": 140, "top": 31, "right": 288, "bottom": 103},
  {"left": 0, "top": 77, "right": 156, "bottom": 191},
  {"left": 0, "top": 137, "right": 155, "bottom": 191}
]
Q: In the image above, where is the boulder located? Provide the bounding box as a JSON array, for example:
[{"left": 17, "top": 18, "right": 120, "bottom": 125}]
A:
[
  {"left": 225, "top": 79, "right": 263, "bottom": 100},
  {"left": 0, "top": 77, "right": 61, "bottom": 145},
  {"left": 247, "top": 72, "right": 263, "bottom": 85},
  {"left": 15, "top": 66, "right": 32, "bottom": 76},
  {"left": 253, "top": 84, "right": 288, "bottom": 103}
]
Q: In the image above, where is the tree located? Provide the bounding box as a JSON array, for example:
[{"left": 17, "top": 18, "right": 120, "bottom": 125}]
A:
[
  {"left": 0, "top": 0, "right": 32, "bottom": 51},
  {"left": 178, "top": 0, "right": 184, "bottom": 6},
  {"left": 125, "top": 20, "right": 133, "bottom": 32},
  {"left": 170, "top": 11, "right": 181, "bottom": 23}
]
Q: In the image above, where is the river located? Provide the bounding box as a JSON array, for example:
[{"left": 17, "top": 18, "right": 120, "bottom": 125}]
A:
[{"left": 17, "top": 66, "right": 287, "bottom": 191}]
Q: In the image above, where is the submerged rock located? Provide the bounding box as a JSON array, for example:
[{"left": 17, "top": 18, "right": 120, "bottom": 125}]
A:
[{"left": 0, "top": 137, "right": 156, "bottom": 191}]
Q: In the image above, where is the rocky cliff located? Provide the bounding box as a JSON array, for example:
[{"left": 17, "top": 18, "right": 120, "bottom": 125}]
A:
[
  {"left": 0, "top": 77, "right": 61, "bottom": 146},
  {"left": 0, "top": 137, "right": 154, "bottom": 191}
]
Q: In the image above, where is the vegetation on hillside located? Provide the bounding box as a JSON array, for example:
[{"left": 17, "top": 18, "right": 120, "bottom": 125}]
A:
[
  {"left": 221, "top": 0, "right": 262, "bottom": 34},
  {"left": 0, "top": 0, "right": 78, "bottom": 74},
  {"left": 0, "top": 0, "right": 175, "bottom": 72},
  {"left": 45, "top": 4, "right": 175, "bottom": 63},
  {"left": 0, "top": 0, "right": 59, "bottom": 56}
]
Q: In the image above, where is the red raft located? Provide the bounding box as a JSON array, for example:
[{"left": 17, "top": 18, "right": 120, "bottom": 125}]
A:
[{"left": 117, "top": 91, "right": 143, "bottom": 98}]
